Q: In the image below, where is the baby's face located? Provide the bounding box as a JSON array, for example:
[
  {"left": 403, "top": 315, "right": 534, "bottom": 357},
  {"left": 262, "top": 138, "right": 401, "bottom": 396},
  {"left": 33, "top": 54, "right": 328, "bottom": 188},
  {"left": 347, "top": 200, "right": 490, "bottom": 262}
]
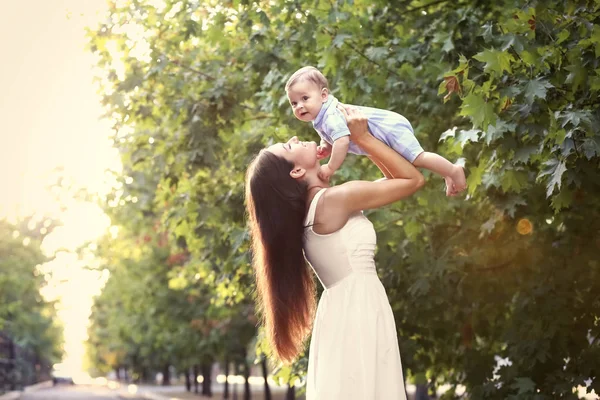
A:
[{"left": 287, "top": 80, "right": 328, "bottom": 122}]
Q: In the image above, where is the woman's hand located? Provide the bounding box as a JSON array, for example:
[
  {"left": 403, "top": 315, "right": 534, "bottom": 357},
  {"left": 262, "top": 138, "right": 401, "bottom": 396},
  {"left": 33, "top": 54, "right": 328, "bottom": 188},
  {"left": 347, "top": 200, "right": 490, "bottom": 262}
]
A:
[{"left": 337, "top": 103, "right": 369, "bottom": 143}]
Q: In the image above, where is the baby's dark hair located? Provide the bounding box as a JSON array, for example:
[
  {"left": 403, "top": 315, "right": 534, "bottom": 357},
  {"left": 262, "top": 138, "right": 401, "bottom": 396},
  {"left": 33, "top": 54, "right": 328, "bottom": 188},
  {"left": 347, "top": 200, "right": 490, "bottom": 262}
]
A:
[{"left": 285, "top": 66, "right": 329, "bottom": 92}]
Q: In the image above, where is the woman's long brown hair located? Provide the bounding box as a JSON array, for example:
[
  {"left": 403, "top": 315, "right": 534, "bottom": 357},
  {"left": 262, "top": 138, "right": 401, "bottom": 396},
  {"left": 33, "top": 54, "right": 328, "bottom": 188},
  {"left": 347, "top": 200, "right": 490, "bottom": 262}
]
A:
[{"left": 245, "top": 150, "right": 316, "bottom": 363}]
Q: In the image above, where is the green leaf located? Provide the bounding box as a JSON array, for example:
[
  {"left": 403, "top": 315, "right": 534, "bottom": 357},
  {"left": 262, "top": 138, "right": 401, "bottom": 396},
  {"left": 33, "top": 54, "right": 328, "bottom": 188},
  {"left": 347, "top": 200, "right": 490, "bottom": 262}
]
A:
[
  {"left": 459, "top": 93, "right": 497, "bottom": 129},
  {"left": 483, "top": 120, "right": 516, "bottom": 145},
  {"left": 480, "top": 215, "right": 498, "bottom": 235},
  {"left": 511, "top": 377, "right": 536, "bottom": 394},
  {"left": 551, "top": 187, "right": 573, "bottom": 211},
  {"left": 581, "top": 137, "right": 600, "bottom": 160},
  {"left": 579, "top": 24, "right": 600, "bottom": 58},
  {"left": 315, "top": 31, "right": 331, "bottom": 48},
  {"left": 482, "top": 171, "right": 501, "bottom": 189},
  {"left": 523, "top": 78, "right": 553, "bottom": 104},
  {"left": 456, "top": 129, "right": 480, "bottom": 148},
  {"left": 501, "top": 33, "right": 526, "bottom": 53},
  {"left": 513, "top": 146, "right": 538, "bottom": 164},
  {"left": 442, "top": 36, "right": 454, "bottom": 53},
  {"left": 501, "top": 169, "right": 528, "bottom": 193},
  {"left": 408, "top": 278, "right": 430, "bottom": 296},
  {"left": 332, "top": 34, "right": 351, "bottom": 48},
  {"left": 467, "top": 161, "right": 486, "bottom": 195},
  {"left": 561, "top": 138, "right": 575, "bottom": 157},
  {"left": 365, "top": 46, "right": 388, "bottom": 62},
  {"left": 556, "top": 110, "right": 592, "bottom": 129},
  {"left": 481, "top": 22, "right": 494, "bottom": 43},
  {"left": 168, "top": 275, "right": 189, "bottom": 290},
  {"left": 539, "top": 159, "right": 567, "bottom": 197},
  {"left": 499, "top": 196, "right": 527, "bottom": 218},
  {"left": 565, "top": 60, "right": 587, "bottom": 92},
  {"left": 404, "top": 219, "right": 422, "bottom": 239},
  {"left": 519, "top": 50, "right": 540, "bottom": 67},
  {"left": 473, "top": 48, "right": 514, "bottom": 75},
  {"left": 439, "top": 127, "right": 457, "bottom": 142},
  {"left": 590, "top": 74, "right": 600, "bottom": 91},
  {"left": 556, "top": 29, "right": 570, "bottom": 45}
]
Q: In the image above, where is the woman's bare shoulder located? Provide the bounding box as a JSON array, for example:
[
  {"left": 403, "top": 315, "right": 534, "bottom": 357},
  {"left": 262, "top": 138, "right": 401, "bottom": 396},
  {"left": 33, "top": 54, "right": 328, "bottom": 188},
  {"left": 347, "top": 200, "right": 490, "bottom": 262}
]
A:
[{"left": 311, "top": 186, "right": 352, "bottom": 235}]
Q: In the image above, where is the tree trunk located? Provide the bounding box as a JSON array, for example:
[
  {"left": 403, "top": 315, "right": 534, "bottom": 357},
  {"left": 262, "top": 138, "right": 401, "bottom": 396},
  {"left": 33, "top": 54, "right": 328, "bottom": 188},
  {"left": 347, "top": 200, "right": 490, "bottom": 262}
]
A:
[
  {"left": 8, "top": 339, "right": 16, "bottom": 390},
  {"left": 224, "top": 359, "right": 230, "bottom": 399},
  {"left": 193, "top": 364, "right": 199, "bottom": 394},
  {"left": 232, "top": 363, "right": 239, "bottom": 400},
  {"left": 243, "top": 355, "right": 251, "bottom": 400},
  {"left": 185, "top": 367, "right": 192, "bottom": 392},
  {"left": 261, "top": 357, "right": 271, "bottom": 400},
  {"left": 162, "top": 364, "right": 171, "bottom": 386},
  {"left": 115, "top": 367, "right": 121, "bottom": 382},
  {"left": 428, "top": 375, "right": 438, "bottom": 398},
  {"left": 202, "top": 362, "right": 213, "bottom": 396},
  {"left": 285, "top": 384, "right": 295, "bottom": 400},
  {"left": 403, "top": 363, "right": 409, "bottom": 400},
  {"left": 415, "top": 383, "right": 430, "bottom": 400}
]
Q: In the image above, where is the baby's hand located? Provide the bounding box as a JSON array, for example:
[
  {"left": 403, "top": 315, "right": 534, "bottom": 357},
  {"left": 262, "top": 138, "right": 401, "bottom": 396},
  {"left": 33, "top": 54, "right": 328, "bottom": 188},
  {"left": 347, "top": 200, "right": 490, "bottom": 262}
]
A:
[
  {"left": 318, "top": 164, "right": 335, "bottom": 181},
  {"left": 445, "top": 165, "right": 467, "bottom": 197},
  {"left": 444, "top": 176, "right": 458, "bottom": 197},
  {"left": 317, "top": 145, "right": 331, "bottom": 160}
]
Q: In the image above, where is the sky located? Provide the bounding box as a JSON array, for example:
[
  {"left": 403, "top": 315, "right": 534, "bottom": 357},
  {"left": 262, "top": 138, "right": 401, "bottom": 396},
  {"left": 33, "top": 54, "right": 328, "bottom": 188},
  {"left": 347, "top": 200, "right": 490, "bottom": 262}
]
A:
[{"left": 0, "top": 0, "right": 119, "bottom": 375}]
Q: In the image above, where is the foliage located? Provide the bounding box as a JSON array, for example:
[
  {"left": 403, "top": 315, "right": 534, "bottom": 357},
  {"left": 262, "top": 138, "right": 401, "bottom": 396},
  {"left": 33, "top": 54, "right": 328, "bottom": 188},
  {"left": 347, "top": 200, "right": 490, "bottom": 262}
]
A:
[
  {"left": 87, "top": 0, "right": 600, "bottom": 397},
  {"left": 0, "top": 219, "right": 63, "bottom": 365}
]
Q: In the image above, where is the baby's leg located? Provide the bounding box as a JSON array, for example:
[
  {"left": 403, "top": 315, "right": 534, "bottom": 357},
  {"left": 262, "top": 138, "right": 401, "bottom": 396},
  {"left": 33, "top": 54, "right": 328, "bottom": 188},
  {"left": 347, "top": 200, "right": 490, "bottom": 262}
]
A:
[
  {"left": 413, "top": 152, "right": 454, "bottom": 177},
  {"left": 413, "top": 152, "right": 466, "bottom": 195},
  {"left": 375, "top": 117, "right": 466, "bottom": 195}
]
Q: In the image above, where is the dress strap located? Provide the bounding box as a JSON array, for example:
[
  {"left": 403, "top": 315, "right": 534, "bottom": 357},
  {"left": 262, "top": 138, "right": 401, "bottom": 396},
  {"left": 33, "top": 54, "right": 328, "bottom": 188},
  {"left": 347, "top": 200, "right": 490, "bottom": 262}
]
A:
[{"left": 305, "top": 188, "right": 327, "bottom": 226}]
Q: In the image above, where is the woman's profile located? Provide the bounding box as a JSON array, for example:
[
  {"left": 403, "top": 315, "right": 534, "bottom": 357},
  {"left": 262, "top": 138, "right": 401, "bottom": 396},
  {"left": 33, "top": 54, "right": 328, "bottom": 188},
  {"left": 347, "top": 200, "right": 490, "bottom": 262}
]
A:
[{"left": 245, "top": 106, "right": 425, "bottom": 399}]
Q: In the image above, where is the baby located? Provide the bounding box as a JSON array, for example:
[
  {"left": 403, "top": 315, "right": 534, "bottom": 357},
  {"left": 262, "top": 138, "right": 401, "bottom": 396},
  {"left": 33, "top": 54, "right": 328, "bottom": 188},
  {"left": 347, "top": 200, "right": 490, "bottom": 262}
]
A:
[{"left": 285, "top": 66, "right": 466, "bottom": 196}]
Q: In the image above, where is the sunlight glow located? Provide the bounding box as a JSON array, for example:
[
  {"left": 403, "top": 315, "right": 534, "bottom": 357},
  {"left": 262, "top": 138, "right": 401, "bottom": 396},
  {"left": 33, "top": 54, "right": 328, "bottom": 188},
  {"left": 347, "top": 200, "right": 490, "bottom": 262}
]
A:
[
  {"left": 0, "top": 0, "right": 120, "bottom": 378},
  {"left": 127, "top": 384, "right": 139, "bottom": 394}
]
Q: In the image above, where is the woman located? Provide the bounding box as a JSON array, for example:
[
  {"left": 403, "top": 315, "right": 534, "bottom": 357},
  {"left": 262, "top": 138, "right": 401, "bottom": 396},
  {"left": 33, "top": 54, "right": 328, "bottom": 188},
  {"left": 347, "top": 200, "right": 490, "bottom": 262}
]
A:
[{"left": 245, "top": 106, "right": 425, "bottom": 399}]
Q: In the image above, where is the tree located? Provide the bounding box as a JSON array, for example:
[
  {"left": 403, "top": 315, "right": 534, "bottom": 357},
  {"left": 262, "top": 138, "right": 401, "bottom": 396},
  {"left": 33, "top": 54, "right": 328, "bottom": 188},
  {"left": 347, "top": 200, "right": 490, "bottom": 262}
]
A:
[
  {"left": 0, "top": 218, "right": 63, "bottom": 389},
  {"left": 87, "top": 0, "right": 600, "bottom": 397}
]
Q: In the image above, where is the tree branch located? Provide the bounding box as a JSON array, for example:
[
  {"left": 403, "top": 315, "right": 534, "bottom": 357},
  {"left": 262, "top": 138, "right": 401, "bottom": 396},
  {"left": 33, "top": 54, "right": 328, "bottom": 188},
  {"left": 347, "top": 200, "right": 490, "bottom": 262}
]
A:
[
  {"left": 405, "top": 0, "right": 452, "bottom": 14},
  {"left": 242, "top": 115, "right": 278, "bottom": 123},
  {"left": 169, "top": 59, "right": 215, "bottom": 81},
  {"left": 321, "top": 27, "right": 400, "bottom": 78},
  {"left": 472, "top": 258, "right": 515, "bottom": 272}
]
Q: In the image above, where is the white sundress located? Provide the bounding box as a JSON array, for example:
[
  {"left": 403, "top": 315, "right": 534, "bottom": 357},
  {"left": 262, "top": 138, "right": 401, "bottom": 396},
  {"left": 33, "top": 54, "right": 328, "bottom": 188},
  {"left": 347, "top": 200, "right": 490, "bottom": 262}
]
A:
[{"left": 303, "top": 188, "right": 407, "bottom": 400}]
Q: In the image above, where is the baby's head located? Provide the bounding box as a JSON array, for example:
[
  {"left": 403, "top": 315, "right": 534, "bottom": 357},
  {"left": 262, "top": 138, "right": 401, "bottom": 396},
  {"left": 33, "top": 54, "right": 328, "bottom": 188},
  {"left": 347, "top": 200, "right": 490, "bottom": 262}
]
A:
[{"left": 285, "top": 66, "right": 329, "bottom": 122}]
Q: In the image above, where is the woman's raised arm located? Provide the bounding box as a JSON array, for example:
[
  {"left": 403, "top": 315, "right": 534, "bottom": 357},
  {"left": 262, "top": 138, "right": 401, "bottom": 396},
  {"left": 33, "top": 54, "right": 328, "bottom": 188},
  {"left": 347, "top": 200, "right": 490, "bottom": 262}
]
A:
[{"left": 328, "top": 106, "right": 425, "bottom": 213}]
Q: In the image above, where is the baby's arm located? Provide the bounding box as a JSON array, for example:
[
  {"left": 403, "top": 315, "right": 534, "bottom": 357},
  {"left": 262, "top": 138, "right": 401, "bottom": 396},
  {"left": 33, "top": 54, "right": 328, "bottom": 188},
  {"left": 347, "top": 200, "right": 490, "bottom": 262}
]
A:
[
  {"left": 318, "top": 136, "right": 349, "bottom": 181},
  {"left": 317, "top": 139, "right": 332, "bottom": 160},
  {"left": 327, "top": 136, "right": 350, "bottom": 171},
  {"left": 318, "top": 106, "right": 353, "bottom": 180}
]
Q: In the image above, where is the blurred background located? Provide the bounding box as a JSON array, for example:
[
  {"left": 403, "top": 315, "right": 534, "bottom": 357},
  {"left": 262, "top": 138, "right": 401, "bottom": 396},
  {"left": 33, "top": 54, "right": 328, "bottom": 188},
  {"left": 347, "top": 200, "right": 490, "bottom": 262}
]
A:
[
  {"left": 0, "top": 0, "right": 117, "bottom": 387},
  {"left": 0, "top": 1, "right": 598, "bottom": 399}
]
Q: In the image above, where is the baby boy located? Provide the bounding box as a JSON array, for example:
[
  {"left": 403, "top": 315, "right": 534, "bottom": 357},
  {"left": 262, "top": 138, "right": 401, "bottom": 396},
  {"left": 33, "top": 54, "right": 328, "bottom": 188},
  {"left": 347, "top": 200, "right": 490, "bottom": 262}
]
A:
[{"left": 285, "top": 66, "right": 466, "bottom": 196}]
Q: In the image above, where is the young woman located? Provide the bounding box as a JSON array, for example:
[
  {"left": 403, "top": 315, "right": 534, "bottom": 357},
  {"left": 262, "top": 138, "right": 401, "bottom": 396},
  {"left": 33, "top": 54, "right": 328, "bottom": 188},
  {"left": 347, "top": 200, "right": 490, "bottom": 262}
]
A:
[{"left": 245, "top": 106, "right": 425, "bottom": 399}]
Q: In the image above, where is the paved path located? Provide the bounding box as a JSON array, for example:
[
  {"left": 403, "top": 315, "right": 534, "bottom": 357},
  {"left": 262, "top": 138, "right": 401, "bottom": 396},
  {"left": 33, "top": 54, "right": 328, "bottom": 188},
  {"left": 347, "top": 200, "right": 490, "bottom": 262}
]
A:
[{"left": 20, "top": 384, "right": 143, "bottom": 400}]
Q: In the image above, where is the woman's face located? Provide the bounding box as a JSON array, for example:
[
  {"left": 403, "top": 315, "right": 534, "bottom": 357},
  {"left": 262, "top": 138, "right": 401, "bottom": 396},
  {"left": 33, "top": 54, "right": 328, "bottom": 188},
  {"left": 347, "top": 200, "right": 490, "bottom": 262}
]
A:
[{"left": 268, "top": 136, "right": 318, "bottom": 171}]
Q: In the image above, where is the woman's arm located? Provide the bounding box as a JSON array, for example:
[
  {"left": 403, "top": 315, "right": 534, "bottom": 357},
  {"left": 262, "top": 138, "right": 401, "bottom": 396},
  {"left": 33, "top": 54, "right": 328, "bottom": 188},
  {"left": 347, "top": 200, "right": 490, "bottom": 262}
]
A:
[
  {"left": 325, "top": 107, "right": 425, "bottom": 214},
  {"left": 368, "top": 155, "right": 393, "bottom": 179}
]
